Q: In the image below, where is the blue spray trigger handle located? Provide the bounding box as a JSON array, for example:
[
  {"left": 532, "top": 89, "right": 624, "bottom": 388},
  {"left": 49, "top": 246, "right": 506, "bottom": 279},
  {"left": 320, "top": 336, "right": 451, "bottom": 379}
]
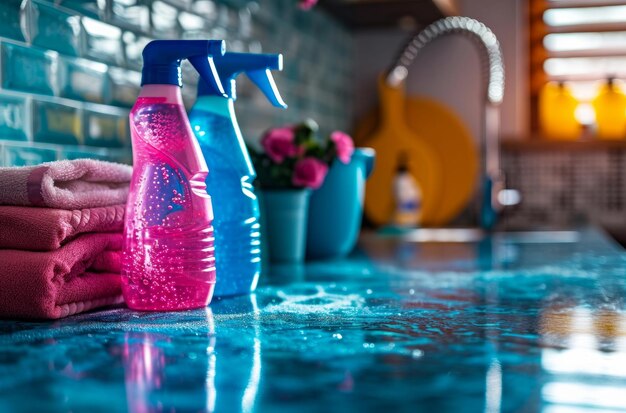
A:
[
  {"left": 246, "top": 68, "right": 287, "bottom": 108},
  {"left": 141, "top": 39, "right": 226, "bottom": 93},
  {"left": 198, "top": 52, "right": 287, "bottom": 108},
  {"left": 188, "top": 55, "right": 227, "bottom": 98}
]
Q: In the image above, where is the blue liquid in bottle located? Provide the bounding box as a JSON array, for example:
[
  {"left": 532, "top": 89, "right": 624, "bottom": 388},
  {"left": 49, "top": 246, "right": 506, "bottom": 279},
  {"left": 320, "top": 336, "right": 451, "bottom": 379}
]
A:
[{"left": 190, "top": 97, "right": 260, "bottom": 296}]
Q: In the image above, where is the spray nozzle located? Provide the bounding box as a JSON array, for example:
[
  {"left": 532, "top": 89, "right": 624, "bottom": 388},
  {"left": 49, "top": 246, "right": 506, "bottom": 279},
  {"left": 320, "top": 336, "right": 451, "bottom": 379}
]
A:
[
  {"left": 197, "top": 52, "right": 287, "bottom": 108},
  {"left": 141, "top": 40, "right": 226, "bottom": 96}
]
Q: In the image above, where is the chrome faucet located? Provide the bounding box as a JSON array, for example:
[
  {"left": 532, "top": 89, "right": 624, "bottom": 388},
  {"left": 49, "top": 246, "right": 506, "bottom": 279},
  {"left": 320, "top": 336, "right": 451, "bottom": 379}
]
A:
[{"left": 385, "top": 16, "right": 518, "bottom": 230}]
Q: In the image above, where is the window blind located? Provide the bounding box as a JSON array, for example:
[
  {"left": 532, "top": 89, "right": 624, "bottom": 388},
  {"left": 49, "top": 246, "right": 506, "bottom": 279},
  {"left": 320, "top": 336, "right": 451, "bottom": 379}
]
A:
[{"left": 529, "top": 0, "right": 626, "bottom": 130}]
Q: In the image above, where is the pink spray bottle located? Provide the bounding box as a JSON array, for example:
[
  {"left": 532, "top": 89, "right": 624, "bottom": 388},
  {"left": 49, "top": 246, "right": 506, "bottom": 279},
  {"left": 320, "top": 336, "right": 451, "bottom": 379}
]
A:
[{"left": 122, "top": 40, "right": 227, "bottom": 311}]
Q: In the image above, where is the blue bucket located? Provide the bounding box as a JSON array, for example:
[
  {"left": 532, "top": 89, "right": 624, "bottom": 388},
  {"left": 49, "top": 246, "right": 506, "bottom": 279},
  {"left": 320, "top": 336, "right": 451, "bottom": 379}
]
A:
[{"left": 306, "top": 148, "right": 375, "bottom": 259}]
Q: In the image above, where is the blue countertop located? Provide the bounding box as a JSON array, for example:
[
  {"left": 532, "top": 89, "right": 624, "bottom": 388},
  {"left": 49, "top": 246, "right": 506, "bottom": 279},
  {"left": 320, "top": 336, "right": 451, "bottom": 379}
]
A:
[{"left": 1, "top": 229, "right": 626, "bottom": 412}]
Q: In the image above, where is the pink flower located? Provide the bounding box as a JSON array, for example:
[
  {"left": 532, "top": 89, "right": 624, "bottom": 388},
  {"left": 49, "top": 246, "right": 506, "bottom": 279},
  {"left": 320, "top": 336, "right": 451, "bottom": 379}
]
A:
[
  {"left": 292, "top": 157, "right": 328, "bottom": 189},
  {"left": 330, "top": 131, "right": 354, "bottom": 164},
  {"left": 299, "top": 0, "right": 317, "bottom": 10},
  {"left": 262, "top": 127, "right": 298, "bottom": 164}
]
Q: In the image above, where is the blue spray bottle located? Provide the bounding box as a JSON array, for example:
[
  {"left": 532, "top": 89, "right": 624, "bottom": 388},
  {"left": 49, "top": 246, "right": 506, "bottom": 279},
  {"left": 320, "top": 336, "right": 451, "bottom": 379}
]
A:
[{"left": 189, "top": 52, "right": 287, "bottom": 297}]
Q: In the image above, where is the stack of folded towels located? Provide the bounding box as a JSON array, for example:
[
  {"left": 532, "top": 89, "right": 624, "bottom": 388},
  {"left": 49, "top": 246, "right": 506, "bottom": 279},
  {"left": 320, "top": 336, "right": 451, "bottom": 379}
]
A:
[{"left": 0, "top": 159, "right": 133, "bottom": 319}]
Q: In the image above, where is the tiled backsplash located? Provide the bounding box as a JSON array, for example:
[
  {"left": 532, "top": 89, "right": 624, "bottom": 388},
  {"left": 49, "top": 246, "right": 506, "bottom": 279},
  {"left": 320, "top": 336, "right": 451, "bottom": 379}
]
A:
[
  {"left": 502, "top": 147, "right": 626, "bottom": 230},
  {"left": 0, "top": 0, "right": 354, "bottom": 166}
]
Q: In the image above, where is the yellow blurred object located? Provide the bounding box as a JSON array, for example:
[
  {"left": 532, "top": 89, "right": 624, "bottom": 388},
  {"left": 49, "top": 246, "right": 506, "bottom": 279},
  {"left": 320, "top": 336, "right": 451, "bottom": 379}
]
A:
[
  {"left": 539, "top": 82, "right": 581, "bottom": 140},
  {"left": 405, "top": 98, "right": 478, "bottom": 226},
  {"left": 593, "top": 78, "right": 626, "bottom": 140},
  {"left": 360, "top": 78, "right": 443, "bottom": 227},
  {"left": 355, "top": 95, "right": 478, "bottom": 227}
]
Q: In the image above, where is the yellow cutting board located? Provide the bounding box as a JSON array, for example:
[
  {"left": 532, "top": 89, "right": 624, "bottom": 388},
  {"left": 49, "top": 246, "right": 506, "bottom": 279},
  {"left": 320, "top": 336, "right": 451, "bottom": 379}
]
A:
[
  {"left": 361, "top": 79, "right": 443, "bottom": 227},
  {"left": 356, "top": 93, "right": 478, "bottom": 226}
]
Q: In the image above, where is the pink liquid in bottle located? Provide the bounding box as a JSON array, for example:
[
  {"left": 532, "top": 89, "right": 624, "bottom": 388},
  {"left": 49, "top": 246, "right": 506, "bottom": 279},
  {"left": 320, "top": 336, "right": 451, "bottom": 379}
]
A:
[{"left": 122, "top": 85, "right": 216, "bottom": 311}]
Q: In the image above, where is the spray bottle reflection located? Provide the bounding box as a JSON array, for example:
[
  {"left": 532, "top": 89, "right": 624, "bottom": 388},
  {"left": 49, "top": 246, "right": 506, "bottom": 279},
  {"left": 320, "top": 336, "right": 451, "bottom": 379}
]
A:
[{"left": 122, "top": 298, "right": 262, "bottom": 413}]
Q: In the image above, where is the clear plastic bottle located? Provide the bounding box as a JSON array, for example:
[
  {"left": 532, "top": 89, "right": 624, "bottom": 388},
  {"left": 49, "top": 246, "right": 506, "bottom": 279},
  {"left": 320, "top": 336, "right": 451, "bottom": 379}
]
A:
[
  {"left": 189, "top": 53, "right": 286, "bottom": 297},
  {"left": 392, "top": 152, "right": 422, "bottom": 228},
  {"left": 122, "top": 40, "right": 226, "bottom": 311}
]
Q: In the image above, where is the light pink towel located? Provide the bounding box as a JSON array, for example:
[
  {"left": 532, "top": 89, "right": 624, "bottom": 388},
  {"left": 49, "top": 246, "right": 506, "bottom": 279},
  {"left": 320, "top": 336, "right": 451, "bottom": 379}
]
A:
[
  {"left": 0, "top": 233, "right": 124, "bottom": 320},
  {"left": 0, "top": 204, "right": 125, "bottom": 251},
  {"left": 0, "top": 159, "right": 132, "bottom": 209}
]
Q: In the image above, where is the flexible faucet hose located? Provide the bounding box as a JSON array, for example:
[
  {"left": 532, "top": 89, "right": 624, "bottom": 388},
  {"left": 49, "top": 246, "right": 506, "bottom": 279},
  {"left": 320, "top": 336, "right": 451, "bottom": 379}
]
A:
[{"left": 386, "top": 16, "right": 505, "bottom": 105}]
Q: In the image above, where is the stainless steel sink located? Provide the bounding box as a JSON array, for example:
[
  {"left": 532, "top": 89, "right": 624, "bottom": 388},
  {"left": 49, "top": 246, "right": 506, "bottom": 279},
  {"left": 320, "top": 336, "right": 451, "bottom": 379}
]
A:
[
  {"left": 362, "top": 228, "right": 582, "bottom": 244},
  {"left": 357, "top": 228, "right": 611, "bottom": 273}
]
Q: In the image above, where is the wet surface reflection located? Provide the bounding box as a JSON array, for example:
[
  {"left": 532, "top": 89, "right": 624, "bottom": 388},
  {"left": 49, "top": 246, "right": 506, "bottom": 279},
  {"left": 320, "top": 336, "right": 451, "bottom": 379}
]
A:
[
  {"left": 122, "top": 309, "right": 217, "bottom": 412},
  {"left": 0, "top": 230, "right": 625, "bottom": 411}
]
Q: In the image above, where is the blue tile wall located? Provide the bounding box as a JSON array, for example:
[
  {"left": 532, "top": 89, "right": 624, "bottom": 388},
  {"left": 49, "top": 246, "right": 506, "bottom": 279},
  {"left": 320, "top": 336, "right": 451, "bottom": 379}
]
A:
[
  {"left": 27, "top": 0, "right": 82, "bottom": 56},
  {"left": 0, "top": 0, "right": 354, "bottom": 167},
  {"left": 58, "top": 57, "right": 109, "bottom": 103},
  {"left": 0, "top": 92, "right": 29, "bottom": 141},
  {"left": 83, "top": 105, "right": 129, "bottom": 147},
  {"left": 32, "top": 97, "right": 83, "bottom": 145},
  {"left": 2, "top": 142, "right": 58, "bottom": 166},
  {"left": 1, "top": 41, "right": 56, "bottom": 96},
  {"left": 0, "top": 1, "right": 26, "bottom": 43}
]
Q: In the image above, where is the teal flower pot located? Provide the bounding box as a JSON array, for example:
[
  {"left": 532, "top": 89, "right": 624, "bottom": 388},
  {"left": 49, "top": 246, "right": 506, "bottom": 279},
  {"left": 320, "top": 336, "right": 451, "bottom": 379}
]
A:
[
  {"left": 306, "top": 148, "right": 375, "bottom": 259},
  {"left": 259, "top": 189, "right": 311, "bottom": 263}
]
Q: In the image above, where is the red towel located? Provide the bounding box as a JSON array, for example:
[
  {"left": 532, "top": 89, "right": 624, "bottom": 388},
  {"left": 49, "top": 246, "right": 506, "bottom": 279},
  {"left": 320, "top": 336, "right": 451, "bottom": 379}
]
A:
[
  {"left": 0, "top": 204, "right": 125, "bottom": 251},
  {"left": 0, "top": 233, "right": 124, "bottom": 319}
]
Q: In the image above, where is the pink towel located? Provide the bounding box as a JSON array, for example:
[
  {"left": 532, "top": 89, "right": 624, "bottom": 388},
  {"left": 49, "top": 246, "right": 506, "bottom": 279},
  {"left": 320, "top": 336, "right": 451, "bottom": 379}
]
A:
[
  {"left": 0, "top": 159, "right": 132, "bottom": 209},
  {"left": 0, "top": 204, "right": 125, "bottom": 251},
  {"left": 0, "top": 233, "right": 124, "bottom": 319}
]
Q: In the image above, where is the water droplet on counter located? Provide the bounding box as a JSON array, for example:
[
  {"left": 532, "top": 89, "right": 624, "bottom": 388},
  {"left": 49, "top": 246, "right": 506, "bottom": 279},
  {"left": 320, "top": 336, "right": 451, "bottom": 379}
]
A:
[{"left": 412, "top": 349, "right": 424, "bottom": 359}]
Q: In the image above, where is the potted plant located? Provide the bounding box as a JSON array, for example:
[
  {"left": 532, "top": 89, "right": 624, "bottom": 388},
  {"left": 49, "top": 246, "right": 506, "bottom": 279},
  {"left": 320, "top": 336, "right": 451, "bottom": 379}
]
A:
[
  {"left": 250, "top": 119, "right": 352, "bottom": 263},
  {"left": 298, "top": 0, "right": 317, "bottom": 10}
]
